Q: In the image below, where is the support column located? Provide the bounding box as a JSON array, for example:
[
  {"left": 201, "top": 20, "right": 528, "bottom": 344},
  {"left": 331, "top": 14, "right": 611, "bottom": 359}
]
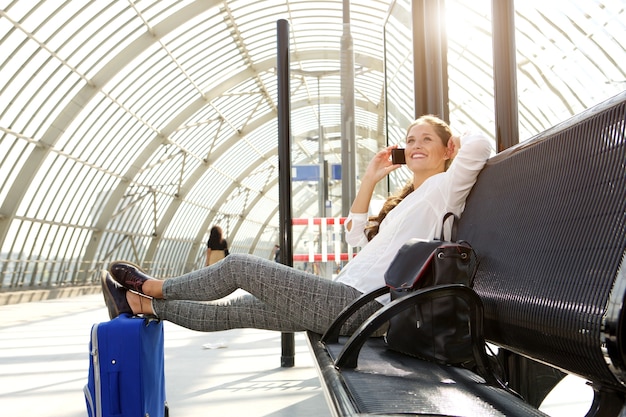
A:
[
  {"left": 276, "top": 19, "right": 295, "bottom": 368},
  {"left": 492, "top": 0, "right": 519, "bottom": 151},
  {"left": 341, "top": 0, "right": 356, "bottom": 217},
  {"left": 412, "top": 0, "right": 449, "bottom": 121}
]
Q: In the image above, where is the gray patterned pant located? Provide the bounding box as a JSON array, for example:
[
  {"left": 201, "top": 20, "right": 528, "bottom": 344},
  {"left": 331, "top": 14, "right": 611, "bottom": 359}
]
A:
[{"left": 152, "top": 253, "right": 384, "bottom": 335}]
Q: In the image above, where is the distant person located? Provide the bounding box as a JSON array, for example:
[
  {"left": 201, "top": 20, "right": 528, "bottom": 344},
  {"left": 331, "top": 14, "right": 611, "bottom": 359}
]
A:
[
  {"left": 205, "top": 226, "right": 229, "bottom": 266},
  {"left": 271, "top": 244, "right": 280, "bottom": 262}
]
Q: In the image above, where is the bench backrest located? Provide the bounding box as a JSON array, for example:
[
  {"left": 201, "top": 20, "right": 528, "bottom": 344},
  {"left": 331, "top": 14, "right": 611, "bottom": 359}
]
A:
[{"left": 458, "top": 91, "right": 626, "bottom": 392}]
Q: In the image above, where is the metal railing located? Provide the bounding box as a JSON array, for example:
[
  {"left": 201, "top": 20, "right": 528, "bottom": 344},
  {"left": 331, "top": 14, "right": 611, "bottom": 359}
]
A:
[{"left": 0, "top": 258, "right": 184, "bottom": 292}]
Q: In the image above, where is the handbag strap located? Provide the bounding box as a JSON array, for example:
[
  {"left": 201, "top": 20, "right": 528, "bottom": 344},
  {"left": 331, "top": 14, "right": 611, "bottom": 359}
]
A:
[{"left": 440, "top": 212, "right": 458, "bottom": 241}]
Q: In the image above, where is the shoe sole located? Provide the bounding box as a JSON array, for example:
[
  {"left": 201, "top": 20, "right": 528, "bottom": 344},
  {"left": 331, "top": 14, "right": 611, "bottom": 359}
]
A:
[{"left": 100, "top": 271, "right": 120, "bottom": 320}]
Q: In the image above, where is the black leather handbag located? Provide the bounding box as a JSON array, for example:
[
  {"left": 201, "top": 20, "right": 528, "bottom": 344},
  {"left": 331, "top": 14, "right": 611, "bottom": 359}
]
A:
[
  {"left": 322, "top": 212, "right": 480, "bottom": 362},
  {"left": 383, "top": 212, "right": 477, "bottom": 364}
]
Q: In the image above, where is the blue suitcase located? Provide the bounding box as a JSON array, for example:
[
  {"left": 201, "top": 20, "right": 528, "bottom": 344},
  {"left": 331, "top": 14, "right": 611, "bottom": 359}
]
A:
[{"left": 84, "top": 313, "right": 168, "bottom": 417}]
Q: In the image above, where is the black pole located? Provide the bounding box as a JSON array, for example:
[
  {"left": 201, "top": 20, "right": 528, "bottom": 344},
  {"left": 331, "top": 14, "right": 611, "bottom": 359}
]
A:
[
  {"left": 492, "top": 0, "right": 519, "bottom": 151},
  {"left": 277, "top": 18, "right": 295, "bottom": 368}
]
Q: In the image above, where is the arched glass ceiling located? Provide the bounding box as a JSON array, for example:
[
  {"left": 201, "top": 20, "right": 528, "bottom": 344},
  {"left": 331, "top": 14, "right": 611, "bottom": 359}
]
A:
[{"left": 0, "top": 0, "right": 624, "bottom": 289}]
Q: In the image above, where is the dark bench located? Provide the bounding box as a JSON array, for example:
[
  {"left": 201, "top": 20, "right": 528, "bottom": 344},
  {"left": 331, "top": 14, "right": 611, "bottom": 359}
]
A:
[{"left": 307, "top": 90, "right": 626, "bottom": 417}]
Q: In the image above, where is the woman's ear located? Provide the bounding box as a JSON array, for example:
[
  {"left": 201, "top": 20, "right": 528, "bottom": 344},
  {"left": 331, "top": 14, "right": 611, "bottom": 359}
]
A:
[{"left": 447, "top": 136, "right": 460, "bottom": 160}]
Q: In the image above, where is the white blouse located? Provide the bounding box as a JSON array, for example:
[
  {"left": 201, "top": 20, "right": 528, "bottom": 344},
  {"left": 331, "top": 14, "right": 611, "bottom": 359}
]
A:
[{"left": 335, "top": 132, "right": 493, "bottom": 304}]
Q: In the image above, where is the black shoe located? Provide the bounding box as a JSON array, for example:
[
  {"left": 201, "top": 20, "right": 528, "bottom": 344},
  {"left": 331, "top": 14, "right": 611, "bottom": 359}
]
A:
[
  {"left": 108, "top": 261, "right": 156, "bottom": 295},
  {"left": 100, "top": 271, "right": 132, "bottom": 319}
]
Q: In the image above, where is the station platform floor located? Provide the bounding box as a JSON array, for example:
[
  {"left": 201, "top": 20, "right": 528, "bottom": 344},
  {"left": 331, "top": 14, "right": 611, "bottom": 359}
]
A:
[{"left": 0, "top": 292, "right": 594, "bottom": 417}]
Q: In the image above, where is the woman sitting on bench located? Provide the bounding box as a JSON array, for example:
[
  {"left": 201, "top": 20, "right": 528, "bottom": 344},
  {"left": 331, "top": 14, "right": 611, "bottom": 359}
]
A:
[{"left": 101, "top": 115, "right": 492, "bottom": 336}]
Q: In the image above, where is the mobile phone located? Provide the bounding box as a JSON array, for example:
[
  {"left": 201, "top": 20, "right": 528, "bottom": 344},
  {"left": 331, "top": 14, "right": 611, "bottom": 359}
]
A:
[{"left": 391, "top": 148, "right": 406, "bottom": 164}]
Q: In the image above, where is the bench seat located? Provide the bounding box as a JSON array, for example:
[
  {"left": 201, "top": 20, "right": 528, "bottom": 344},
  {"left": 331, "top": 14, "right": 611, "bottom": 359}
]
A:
[
  {"left": 308, "top": 91, "right": 626, "bottom": 417},
  {"left": 308, "top": 332, "right": 548, "bottom": 417}
]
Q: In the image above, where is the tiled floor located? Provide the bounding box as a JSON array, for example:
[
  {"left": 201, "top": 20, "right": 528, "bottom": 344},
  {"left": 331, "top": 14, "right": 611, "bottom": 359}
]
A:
[{"left": 0, "top": 293, "right": 593, "bottom": 417}]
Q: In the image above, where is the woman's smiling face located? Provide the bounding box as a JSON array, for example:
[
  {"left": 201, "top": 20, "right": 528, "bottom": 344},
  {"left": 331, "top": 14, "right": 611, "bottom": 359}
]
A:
[{"left": 404, "top": 122, "right": 449, "bottom": 174}]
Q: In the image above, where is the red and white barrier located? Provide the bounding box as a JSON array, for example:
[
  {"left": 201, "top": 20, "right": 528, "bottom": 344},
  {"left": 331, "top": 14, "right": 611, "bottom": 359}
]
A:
[{"left": 291, "top": 217, "right": 355, "bottom": 263}]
